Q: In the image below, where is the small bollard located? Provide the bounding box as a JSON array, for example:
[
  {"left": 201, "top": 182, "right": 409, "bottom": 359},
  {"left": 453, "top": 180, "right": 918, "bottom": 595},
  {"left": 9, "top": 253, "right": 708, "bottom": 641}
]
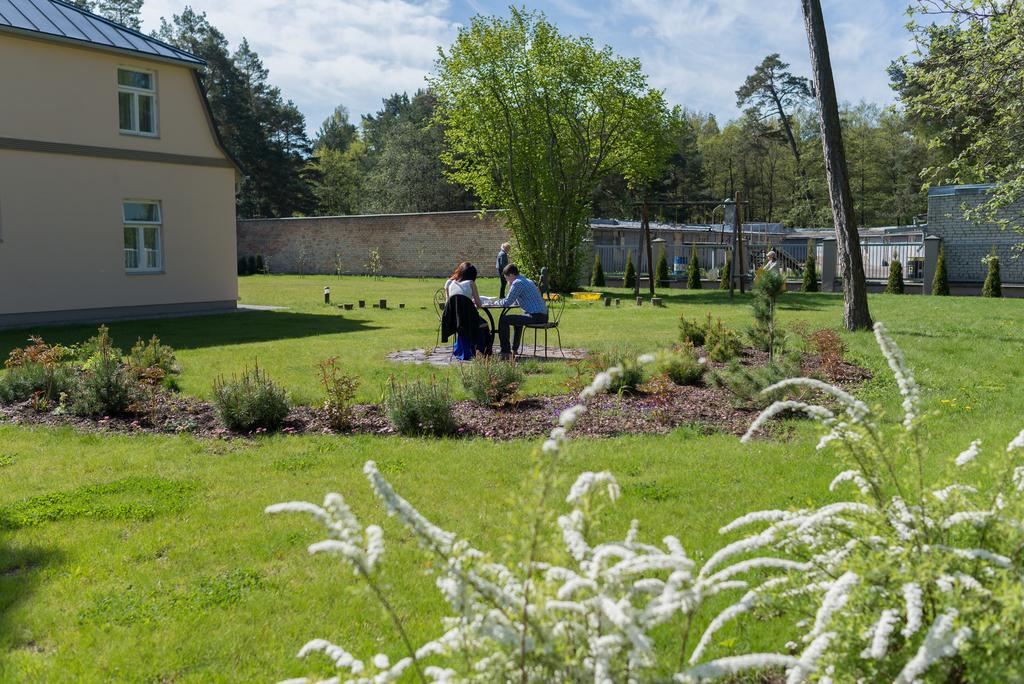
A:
[
  {"left": 399, "top": 303, "right": 405, "bottom": 309},
  {"left": 343, "top": 303, "right": 354, "bottom": 311},
  {"left": 615, "top": 298, "right": 621, "bottom": 306},
  {"left": 358, "top": 300, "right": 365, "bottom": 308},
  {"left": 636, "top": 296, "right": 643, "bottom": 306},
  {"left": 379, "top": 299, "right": 387, "bottom": 309},
  {"left": 323, "top": 286, "right": 331, "bottom": 305},
  {"left": 651, "top": 297, "right": 662, "bottom": 307},
  {"left": 604, "top": 297, "right": 611, "bottom": 307}
]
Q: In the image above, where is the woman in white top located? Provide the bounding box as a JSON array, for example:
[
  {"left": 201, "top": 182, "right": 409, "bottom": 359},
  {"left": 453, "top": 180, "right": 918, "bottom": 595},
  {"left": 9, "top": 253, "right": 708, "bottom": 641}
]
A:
[{"left": 445, "top": 261, "right": 483, "bottom": 307}]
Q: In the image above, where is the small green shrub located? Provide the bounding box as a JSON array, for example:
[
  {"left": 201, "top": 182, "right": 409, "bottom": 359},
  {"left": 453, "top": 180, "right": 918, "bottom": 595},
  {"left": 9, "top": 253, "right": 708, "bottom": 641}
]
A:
[
  {"left": 678, "top": 315, "right": 706, "bottom": 347},
  {"left": 238, "top": 257, "right": 250, "bottom": 276},
  {"left": 686, "top": 244, "right": 702, "bottom": 289},
  {"left": 655, "top": 248, "right": 669, "bottom": 287},
  {"left": 711, "top": 352, "right": 802, "bottom": 409},
  {"left": 459, "top": 356, "right": 524, "bottom": 407},
  {"left": 705, "top": 318, "right": 742, "bottom": 362},
  {"left": 802, "top": 240, "right": 818, "bottom": 292},
  {"left": 590, "top": 252, "right": 605, "bottom": 287},
  {"left": 589, "top": 349, "right": 645, "bottom": 394},
  {"left": 128, "top": 335, "right": 180, "bottom": 375},
  {"left": 71, "top": 327, "right": 135, "bottom": 417},
  {"left": 213, "top": 366, "right": 289, "bottom": 433},
  {"left": 77, "top": 325, "right": 124, "bottom": 363},
  {"left": 255, "top": 255, "right": 266, "bottom": 275},
  {"left": 932, "top": 242, "right": 950, "bottom": 296},
  {"left": 0, "top": 336, "right": 77, "bottom": 408},
  {"left": 384, "top": 378, "right": 457, "bottom": 437},
  {"left": 318, "top": 357, "right": 359, "bottom": 431},
  {"left": 623, "top": 252, "right": 636, "bottom": 289},
  {"left": 719, "top": 253, "right": 731, "bottom": 289},
  {"left": 885, "top": 256, "right": 905, "bottom": 294},
  {"left": 983, "top": 248, "right": 1002, "bottom": 298},
  {"left": 655, "top": 346, "right": 704, "bottom": 386}
]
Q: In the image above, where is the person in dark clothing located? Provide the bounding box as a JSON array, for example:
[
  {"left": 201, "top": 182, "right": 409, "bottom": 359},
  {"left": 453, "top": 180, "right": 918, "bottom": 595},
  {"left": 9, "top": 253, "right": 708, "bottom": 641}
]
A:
[
  {"left": 494, "top": 264, "right": 548, "bottom": 359},
  {"left": 496, "top": 242, "right": 512, "bottom": 297}
]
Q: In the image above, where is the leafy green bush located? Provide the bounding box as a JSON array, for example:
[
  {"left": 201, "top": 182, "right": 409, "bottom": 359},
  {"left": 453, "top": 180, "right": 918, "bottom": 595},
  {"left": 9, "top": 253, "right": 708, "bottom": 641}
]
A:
[
  {"left": 932, "top": 242, "right": 950, "bottom": 295},
  {"left": 590, "top": 252, "right": 605, "bottom": 287},
  {"left": 0, "top": 336, "right": 76, "bottom": 408},
  {"left": 983, "top": 248, "right": 1002, "bottom": 297},
  {"left": 802, "top": 240, "right": 818, "bottom": 292},
  {"left": 711, "top": 351, "right": 802, "bottom": 409},
  {"left": 213, "top": 366, "right": 289, "bottom": 433},
  {"left": 127, "top": 335, "right": 180, "bottom": 375},
  {"left": 459, "top": 356, "right": 523, "bottom": 407},
  {"left": 317, "top": 357, "right": 359, "bottom": 431},
  {"left": 384, "top": 378, "right": 457, "bottom": 437},
  {"left": 885, "top": 256, "right": 905, "bottom": 294},
  {"left": 655, "top": 346, "right": 704, "bottom": 386},
  {"left": 623, "top": 251, "right": 636, "bottom": 289}
]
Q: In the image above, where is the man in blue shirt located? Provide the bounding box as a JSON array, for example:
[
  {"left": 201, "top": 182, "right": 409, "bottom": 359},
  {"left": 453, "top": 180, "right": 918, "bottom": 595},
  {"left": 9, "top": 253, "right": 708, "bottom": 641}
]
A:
[{"left": 494, "top": 264, "right": 548, "bottom": 358}]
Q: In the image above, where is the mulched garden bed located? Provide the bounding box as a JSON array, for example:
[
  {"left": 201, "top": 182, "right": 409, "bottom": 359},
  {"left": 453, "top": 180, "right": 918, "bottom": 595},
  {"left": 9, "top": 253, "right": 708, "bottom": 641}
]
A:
[{"left": 0, "top": 350, "right": 871, "bottom": 442}]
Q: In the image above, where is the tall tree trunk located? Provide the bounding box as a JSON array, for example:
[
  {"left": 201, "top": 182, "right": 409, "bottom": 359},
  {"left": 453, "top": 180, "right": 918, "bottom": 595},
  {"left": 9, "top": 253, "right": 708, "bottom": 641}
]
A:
[{"left": 801, "top": 0, "right": 872, "bottom": 331}]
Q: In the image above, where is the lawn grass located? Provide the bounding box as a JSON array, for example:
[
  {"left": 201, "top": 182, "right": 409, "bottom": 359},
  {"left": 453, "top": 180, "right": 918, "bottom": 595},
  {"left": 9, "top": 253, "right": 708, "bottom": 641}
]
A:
[{"left": 1, "top": 277, "right": 1023, "bottom": 681}]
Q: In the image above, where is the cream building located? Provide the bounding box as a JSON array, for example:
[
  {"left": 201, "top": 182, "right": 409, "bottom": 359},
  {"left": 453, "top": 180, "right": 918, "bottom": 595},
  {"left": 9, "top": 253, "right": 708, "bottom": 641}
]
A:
[{"left": 0, "top": 0, "right": 239, "bottom": 328}]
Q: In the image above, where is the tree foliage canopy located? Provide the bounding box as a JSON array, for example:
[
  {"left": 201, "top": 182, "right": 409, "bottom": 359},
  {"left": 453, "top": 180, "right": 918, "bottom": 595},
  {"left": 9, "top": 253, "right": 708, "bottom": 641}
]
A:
[{"left": 430, "top": 8, "right": 668, "bottom": 291}]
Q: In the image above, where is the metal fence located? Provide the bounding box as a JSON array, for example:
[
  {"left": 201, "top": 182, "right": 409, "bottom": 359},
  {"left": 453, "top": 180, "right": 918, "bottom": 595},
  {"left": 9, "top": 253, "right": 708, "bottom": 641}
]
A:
[
  {"left": 861, "top": 242, "right": 925, "bottom": 281},
  {"left": 593, "top": 243, "right": 732, "bottom": 277}
]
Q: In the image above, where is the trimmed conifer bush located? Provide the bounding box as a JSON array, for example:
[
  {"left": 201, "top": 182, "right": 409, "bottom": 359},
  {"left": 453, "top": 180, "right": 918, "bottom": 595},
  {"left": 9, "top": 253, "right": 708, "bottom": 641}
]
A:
[
  {"left": 983, "top": 248, "right": 1002, "bottom": 298},
  {"left": 801, "top": 240, "right": 818, "bottom": 292},
  {"left": 213, "top": 365, "right": 289, "bottom": 433},
  {"left": 655, "top": 249, "right": 669, "bottom": 287},
  {"left": 719, "top": 253, "right": 731, "bottom": 289},
  {"left": 886, "top": 255, "right": 905, "bottom": 294},
  {"left": 686, "top": 244, "right": 701, "bottom": 289},
  {"left": 623, "top": 252, "right": 636, "bottom": 289},
  {"left": 255, "top": 255, "right": 266, "bottom": 275},
  {"left": 590, "top": 252, "right": 605, "bottom": 287},
  {"left": 384, "top": 377, "right": 457, "bottom": 437},
  {"left": 932, "top": 243, "right": 950, "bottom": 296}
]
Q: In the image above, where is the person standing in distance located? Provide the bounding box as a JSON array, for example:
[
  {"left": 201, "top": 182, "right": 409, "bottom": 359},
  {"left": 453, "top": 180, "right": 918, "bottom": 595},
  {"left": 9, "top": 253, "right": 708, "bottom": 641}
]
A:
[{"left": 496, "top": 242, "right": 512, "bottom": 297}]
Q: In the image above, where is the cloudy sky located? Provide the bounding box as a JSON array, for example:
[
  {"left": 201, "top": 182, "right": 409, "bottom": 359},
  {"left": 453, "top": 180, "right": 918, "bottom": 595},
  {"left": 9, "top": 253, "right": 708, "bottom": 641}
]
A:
[{"left": 139, "top": 0, "right": 914, "bottom": 136}]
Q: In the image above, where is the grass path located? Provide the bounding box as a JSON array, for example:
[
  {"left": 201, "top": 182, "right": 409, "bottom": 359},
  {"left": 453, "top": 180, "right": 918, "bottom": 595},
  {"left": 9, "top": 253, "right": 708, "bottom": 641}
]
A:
[{"left": 1, "top": 277, "right": 1022, "bottom": 681}]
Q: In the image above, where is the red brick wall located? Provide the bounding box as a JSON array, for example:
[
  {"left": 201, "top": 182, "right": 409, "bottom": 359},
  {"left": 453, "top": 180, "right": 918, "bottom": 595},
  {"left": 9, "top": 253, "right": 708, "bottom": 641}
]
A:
[{"left": 236, "top": 210, "right": 510, "bottom": 277}]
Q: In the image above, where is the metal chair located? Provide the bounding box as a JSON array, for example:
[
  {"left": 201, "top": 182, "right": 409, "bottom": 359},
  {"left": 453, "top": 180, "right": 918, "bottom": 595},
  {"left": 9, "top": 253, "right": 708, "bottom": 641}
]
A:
[
  {"left": 432, "top": 287, "right": 447, "bottom": 352},
  {"left": 523, "top": 295, "right": 565, "bottom": 359}
]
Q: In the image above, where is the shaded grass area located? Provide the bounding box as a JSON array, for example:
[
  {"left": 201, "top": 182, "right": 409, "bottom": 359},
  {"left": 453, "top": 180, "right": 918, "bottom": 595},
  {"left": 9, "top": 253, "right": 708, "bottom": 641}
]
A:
[{"left": 0, "top": 278, "right": 1022, "bottom": 680}]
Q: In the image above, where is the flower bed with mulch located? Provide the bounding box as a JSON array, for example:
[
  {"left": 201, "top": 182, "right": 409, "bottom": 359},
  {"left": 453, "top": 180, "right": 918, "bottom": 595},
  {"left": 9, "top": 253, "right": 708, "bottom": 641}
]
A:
[{"left": 0, "top": 350, "right": 871, "bottom": 441}]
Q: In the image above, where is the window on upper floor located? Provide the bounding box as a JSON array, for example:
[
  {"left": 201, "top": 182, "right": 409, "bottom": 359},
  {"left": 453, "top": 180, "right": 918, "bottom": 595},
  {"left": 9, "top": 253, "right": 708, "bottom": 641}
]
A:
[
  {"left": 118, "top": 68, "right": 158, "bottom": 136},
  {"left": 123, "top": 201, "right": 162, "bottom": 272}
]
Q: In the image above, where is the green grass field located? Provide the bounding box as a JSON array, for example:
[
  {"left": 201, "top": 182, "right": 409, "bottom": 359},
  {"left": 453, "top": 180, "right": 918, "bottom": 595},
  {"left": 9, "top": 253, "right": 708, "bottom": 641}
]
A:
[{"left": 1, "top": 276, "right": 1022, "bottom": 681}]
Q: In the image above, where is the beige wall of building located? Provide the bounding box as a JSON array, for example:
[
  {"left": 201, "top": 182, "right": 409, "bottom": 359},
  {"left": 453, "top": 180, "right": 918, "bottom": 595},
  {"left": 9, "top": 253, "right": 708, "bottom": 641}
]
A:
[
  {"left": 0, "top": 33, "right": 222, "bottom": 157},
  {"left": 0, "top": 32, "right": 237, "bottom": 327}
]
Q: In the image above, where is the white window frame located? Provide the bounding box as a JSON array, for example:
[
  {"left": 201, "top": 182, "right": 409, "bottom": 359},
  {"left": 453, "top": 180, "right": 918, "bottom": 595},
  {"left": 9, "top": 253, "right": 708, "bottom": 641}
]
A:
[
  {"left": 117, "top": 67, "right": 159, "bottom": 137},
  {"left": 123, "top": 201, "right": 163, "bottom": 274}
]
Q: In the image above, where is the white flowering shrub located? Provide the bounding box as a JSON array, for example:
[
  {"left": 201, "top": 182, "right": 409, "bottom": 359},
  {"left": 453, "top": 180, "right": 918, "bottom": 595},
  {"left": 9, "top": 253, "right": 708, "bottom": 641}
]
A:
[{"left": 269, "top": 323, "right": 1024, "bottom": 683}]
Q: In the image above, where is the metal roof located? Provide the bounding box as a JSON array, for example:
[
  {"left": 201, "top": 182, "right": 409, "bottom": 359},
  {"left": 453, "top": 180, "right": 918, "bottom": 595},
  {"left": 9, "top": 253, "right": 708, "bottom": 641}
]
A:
[
  {"left": 927, "top": 183, "right": 995, "bottom": 197},
  {"left": 0, "top": 0, "right": 204, "bottom": 67}
]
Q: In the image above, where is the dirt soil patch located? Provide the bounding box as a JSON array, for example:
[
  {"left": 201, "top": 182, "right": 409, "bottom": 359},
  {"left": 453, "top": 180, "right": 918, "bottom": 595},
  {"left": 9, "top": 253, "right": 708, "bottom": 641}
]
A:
[{"left": 0, "top": 351, "right": 870, "bottom": 442}]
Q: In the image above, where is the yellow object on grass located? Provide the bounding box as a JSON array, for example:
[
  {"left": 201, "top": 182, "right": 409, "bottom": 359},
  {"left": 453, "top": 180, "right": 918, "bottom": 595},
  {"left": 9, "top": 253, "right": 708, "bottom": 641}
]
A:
[{"left": 571, "top": 292, "right": 602, "bottom": 301}]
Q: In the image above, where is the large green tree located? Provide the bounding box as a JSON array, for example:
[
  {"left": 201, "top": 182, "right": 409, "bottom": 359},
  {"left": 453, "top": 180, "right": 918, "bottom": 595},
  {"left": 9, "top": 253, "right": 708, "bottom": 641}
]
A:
[
  {"left": 430, "top": 9, "right": 668, "bottom": 291},
  {"left": 894, "top": 0, "right": 1024, "bottom": 234}
]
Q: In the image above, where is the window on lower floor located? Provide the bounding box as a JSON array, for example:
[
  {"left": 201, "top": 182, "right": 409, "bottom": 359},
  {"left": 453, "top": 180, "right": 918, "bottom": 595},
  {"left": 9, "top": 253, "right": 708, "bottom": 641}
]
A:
[{"left": 123, "top": 201, "right": 162, "bottom": 272}]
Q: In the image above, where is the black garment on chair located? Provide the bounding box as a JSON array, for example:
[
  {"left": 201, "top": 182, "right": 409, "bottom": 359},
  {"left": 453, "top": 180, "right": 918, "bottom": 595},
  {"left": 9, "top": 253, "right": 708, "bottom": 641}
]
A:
[{"left": 441, "top": 294, "right": 493, "bottom": 355}]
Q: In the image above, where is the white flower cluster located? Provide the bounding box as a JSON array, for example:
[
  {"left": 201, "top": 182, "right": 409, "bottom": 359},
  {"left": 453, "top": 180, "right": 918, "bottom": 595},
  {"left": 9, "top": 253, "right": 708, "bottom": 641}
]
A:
[{"left": 269, "top": 325, "right": 1024, "bottom": 683}]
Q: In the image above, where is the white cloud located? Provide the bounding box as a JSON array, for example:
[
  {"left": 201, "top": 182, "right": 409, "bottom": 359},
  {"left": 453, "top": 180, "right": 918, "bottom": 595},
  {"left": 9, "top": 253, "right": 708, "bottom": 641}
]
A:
[
  {"left": 140, "top": 0, "right": 460, "bottom": 132},
  {"left": 139, "top": 0, "right": 913, "bottom": 135}
]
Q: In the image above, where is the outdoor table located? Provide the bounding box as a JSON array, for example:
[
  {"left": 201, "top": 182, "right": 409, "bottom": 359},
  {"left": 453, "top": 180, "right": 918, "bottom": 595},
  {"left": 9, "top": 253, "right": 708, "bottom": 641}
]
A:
[{"left": 480, "top": 298, "right": 517, "bottom": 354}]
